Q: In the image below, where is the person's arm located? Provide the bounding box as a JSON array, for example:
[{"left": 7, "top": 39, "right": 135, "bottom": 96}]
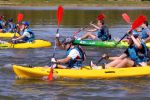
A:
[
  {"left": 90, "top": 23, "right": 101, "bottom": 30},
  {"left": 57, "top": 56, "right": 72, "bottom": 64},
  {"left": 56, "top": 37, "right": 65, "bottom": 49},
  {"left": 13, "top": 34, "right": 26, "bottom": 40},
  {"left": 131, "top": 35, "right": 142, "bottom": 49},
  {"left": 143, "top": 28, "right": 150, "bottom": 43},
  {"left": 85, "top": 28, "right": 97, "bottom": 32}
]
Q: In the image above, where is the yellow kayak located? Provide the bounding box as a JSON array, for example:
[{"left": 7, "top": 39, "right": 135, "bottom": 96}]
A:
[
  {"left": 0, "top": 32, "right": 20, "bottom": 38},
  {"left": 0, "top": 40, "right": 51, "bottom": 49},
  {"left": 13, "top": 65, "right": 150, "bottom": 79}
]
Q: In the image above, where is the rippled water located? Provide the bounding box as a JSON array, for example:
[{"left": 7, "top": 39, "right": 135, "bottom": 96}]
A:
[{"left": 0, "top": 8, "right": 150, "bottom": 99}]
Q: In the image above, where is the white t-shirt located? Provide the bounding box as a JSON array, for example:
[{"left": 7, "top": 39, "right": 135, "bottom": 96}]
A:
[{"left": 67, "top": 49, "right": 81, "bottom": 60}]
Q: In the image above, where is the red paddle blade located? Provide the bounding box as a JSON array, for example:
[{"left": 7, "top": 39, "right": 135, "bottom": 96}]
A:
[
  {"left": 57, "top": 6, "right": 64, "bottom": 27},
  {"left": 17, "top": 13, "right": 23, "bottom": 23},
  {"left": 97, "top": 14, "right": 105, "bottom": 20},
  {"left": 48, "top": 68, "right": 53, "bottom": 81},
  {"left": 122, "top": 13, "right": 130, "bottom": 24},
  {"left": 130, "top": 15, "right": 147, "bottom": 31}
]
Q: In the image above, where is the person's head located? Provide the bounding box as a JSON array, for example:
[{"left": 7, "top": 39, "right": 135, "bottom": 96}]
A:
[
  {"left": 97, "top": 20, "right": 104, "bottom": 27},
  {"left": 8, "top": 18, "right": 13, "bottom": 22},
  {"left": 62, "top": 37, "right": 75, "bottom": 50},
  {"left": 141, "top": 20, "right": 148, "bottom": 28},
  {"left": 21, "top": 21, "right": 29, "bottom": 29},
  {"left": 127, "top": 31, "right": 139, "bottom": 45}
]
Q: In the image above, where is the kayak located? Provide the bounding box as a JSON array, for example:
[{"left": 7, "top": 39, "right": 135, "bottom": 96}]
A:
[
  {"left": 73, "top": 40, "right": 150, "bottom": 48},
  {"left": 13, "top": 64, "right": 150, "bottom": 79},
  {"left": 0, "top": 40, "right": 51, "bottom": 49},
  {"left": 0, "top": 32, "right": 20, "bottom": 38}
]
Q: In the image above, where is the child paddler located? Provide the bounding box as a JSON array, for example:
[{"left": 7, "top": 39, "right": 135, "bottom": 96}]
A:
[{"left": 76, "top": 19, "right": 111, "bottom": 41}]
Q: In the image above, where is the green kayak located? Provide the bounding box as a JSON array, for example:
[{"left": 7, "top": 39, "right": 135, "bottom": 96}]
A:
[{"left": 73, "top": 40, "right": 150, "bottom": 48}]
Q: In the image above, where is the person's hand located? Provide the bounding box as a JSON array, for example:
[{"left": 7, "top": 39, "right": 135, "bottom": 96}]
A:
[
  {"left": 126, "top": 30, "right": 132, "bottom": 36},
  {"left": 12, "top": 38, "right": 16, "bottom": 41},
  {"left": 89, "top": 21, "right": 93, "bottom": 25},
  {"left": 51, "top": 58, "right": 57, "bottom": 63},
  {"left": 102, "top": 54, "right": 109, "bottom": 59},
  {"left": 56, "top": 33, "right": 60, "bottom": 38}
]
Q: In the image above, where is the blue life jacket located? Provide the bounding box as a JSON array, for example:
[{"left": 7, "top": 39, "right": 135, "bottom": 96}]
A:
[
  {"left": 0, "top": 20, "right": 3, "bottom": 29},
  {"left": 141, "top": 27, "right": 150, "bottom": 39},
  {"left": 22, "top": 28, "right": 35, "bottom": 42},
  {"left": 97, "top": 25, "right": 111, "bottom": 41},
  {"left": 127, "top": 42, "right": 148, "bottom": 63},
  {"left": 66, "top": 47, "right": 84, "bottom": 68},
  {"left": 7, "top": 22, "right": 16, "bottom": 32}
]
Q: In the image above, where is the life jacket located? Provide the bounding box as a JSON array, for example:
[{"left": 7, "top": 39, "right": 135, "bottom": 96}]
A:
[
  {"left": 0, "top": 20, "right": 3, "bottom": 29},
  {"left": 141, "top": 27, "right": 150, "bottom": 39},
  {"left": 7, "top": 22, "right": 16, "bottom": 33},
  {"left": 127, "top": 42, "right": 148, "bottom": 63},
  {"left": 22, "top": 28, "right": 35, "bottom": 42},
  {"left": 66, "top": 46, "right": 86, "bottom": 68},
  {"left": 97, "top": 25, "right": 111, "bottom": 41}
]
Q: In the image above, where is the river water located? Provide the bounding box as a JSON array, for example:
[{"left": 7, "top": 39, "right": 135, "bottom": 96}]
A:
[{"left": 0, "top": 7, "right": 150, "bottom": 99}]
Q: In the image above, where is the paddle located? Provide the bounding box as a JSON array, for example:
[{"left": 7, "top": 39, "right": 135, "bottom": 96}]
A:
[
  {"left": 122, "top": 13, "right": 131, "bottom": 24},
  {"left": 14, "top": 13, "right": 24, "bottom": 37},
  {"left": 115, "top": 15, "right": 147, "bottom": 46},
  {"left": 96, "top": 15, "right": 147, "bottom": 65},
  {"left": 73, "top": 13, "right": 105, "bottom": 35},
  {"left": 48, "top": 6, "right": 64, "bottom": 81}
]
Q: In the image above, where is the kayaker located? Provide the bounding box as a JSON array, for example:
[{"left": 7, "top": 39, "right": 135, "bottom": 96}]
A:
[
  {"left": 76, "top": 19, "right": 111, "bottom": 41},
  {"left": 0, "top": 16, "right": 6, "bottom": 32},
  {"left": 91, "top": 31, "right": 149, "bottom": 69},
  {"left": 50, "top": 36, "right": 86, "bottom": 69},
  {"left": 138, "top": 21, "right": 150, "bottom": 43},
  {"left": 12, "top": 21, "right": 35, "bottom": 43},
  {"left": 4, "top": 18, "right": 16, "bottom": 33}
]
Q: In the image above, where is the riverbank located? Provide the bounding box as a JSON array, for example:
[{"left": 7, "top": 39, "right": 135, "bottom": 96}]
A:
[
  {"left": 1, "top": 6, "right": 150, "bottom": 10},
  {"left": 1, "top": 0, "right": 150, "bottom": 8}
]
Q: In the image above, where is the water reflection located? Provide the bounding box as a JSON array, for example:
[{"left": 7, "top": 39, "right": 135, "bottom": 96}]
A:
[{"left": 1, "top": 9, "right": 150, "bottom": 28}]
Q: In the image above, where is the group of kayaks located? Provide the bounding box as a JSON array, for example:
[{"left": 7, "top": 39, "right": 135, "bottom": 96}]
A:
[
  {"left": 2, "top": 32, "right": 150, "bottom": 80},
  {"left": 0, "top": 32, "right": 51, "bottom": 48}
]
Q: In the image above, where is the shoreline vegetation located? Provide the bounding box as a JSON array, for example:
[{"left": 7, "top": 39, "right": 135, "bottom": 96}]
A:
[{"left": 0, "top": 0, "right": 150, "bottom": 8}]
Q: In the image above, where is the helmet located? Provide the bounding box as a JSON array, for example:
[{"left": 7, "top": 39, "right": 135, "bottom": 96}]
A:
[
  {"left": 22, "top": 21, "right": 29, "bottom": 26},
  {"left": 8, "top": 18, "right": 13, "bottom": 22},
  {"left": 62, "top": 37, "right": 75, "bottom": 45}
]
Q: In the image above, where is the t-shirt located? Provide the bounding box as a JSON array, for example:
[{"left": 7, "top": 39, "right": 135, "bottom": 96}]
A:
[
  {"left": 23, "top": 31, "right": 32, "bottom": 38},
  {"left": 67, "top": 49, "right": 81, "bottom": 60}
]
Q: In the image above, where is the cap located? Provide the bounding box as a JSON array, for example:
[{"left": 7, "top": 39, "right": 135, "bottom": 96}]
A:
[
  {"left": 22, "top": 21, "right": 29, "bottom": 26},
  {"left": 62, "top": 37, "right": 75, "bottom": 45}
]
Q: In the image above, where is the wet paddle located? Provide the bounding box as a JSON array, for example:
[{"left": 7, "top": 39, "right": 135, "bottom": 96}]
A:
[
  {"left": 96, "top": 15, "right": 147, "bottom": 65},
  {"left": 48, "top": 6, "right": 64, "bottom": 81},
  {"left": 73, "top": 13, "right": 105, "bottom": 35}
]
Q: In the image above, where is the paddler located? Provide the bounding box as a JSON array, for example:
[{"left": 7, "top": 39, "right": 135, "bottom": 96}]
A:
[
  {"left": 5, "top": 18, "right": 16, "bottom": 33},
  {"left": 76, "top": 19, "right": 111, "bottom": 41},
  {"left": 50, "top": 35, "right": 86, "bottom": 69},
  {"left": 91, "top": 31, "right": 149, "bottom": 69},
  {"left": 12, "top": 21, "right": 35, "bottom": 43},
  {"left": 138, "top": 20, "right": 150, "bottom": 43}
]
